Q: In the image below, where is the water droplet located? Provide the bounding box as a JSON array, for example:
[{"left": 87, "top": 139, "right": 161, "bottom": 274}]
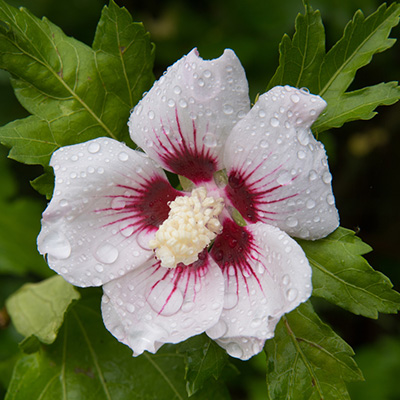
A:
[
  {"left": 41, "top": 230, "right": 71, "bottom": 260},
  {"left": 173, "top": 85, "right": 181, "bottom": 94},
  {"left": 119, "top": 221, "right": 134, "bottom": 237},
  {"left": 306, "top": 199, "right": 316, "bottom": 209},
  {"left": 326, "top": 193, "right": 335, "bottom": 205},
  {"left": 258, "top": 110, "right": 266, "bottom": 118},
  {"left": 179, "top": 99, "right": 188, "bottom": 108},
  {"left": 270, "top": 117, "right": 279, "bottom": 127},
  {"left": 226, "top": 342, "right": 243, "bottom": 358},
  {"left": 148, "top": 281, "right": 183, "bottom": 316},
  {"left": 306, "top": 172, "right": 317, "bottom": 185},
  {"left": 207, "top": 320, "right": 228, "bottom": 339},
  {"left": 117, "top": 152, "right": 128, "bottom": 162},
  {"left": 290, "top": 94, "right": 300, "bottom": 103},
  {"left": 259, "top": 139, "right": 269, "bottom": 148},
  {"left": 111, "top": 197, "right": 126, "bottom": 210},
  {"left": 287, "top": 288, "right": 298, "bottom": 302},
  {"left": 223, "top": 104, "right": 234, "bottom": 115},
  {"left": 127, "top": 304, "right": 135, "bottom": 313},
  {"left": 297, "top": 129, "right": 310, "bottom": 146},
  {"left": 167, "top": 99, "right": 175, "bottom": 107},
  {"left": 59, "top": 199, "right": 68, "bottom": 207},
  {"left": 285, "top": 216, "right": 298, "bottom": 228},
  {"left": 95, "top": 243, "right": 119, "bottom": 264},
  {"left": 203, "top": 69, "right": 212, "bottom": 78},
  {"left": 224, "top": 292, "right": 238, "bottom": 310},
  {"left": 282, "top": 274, "right": 290, "bottom": 285},
  {"left": 135, "top": 104, "right": 143, "bottom": 115},
  {"left": 201, "top": 132, "right": 217, "bottom": 148},
  {"left": 88, "top": 142, "right": 100, "bottom": 154},
  {"left": 97, "top": 167, "right": 104, "bottom": 174},
  {"left": 250, "top": 318, "right": 262, "bottom": 328},
  {"left": 182, "top": 301, "right": 195, "bottom": 313},
  {"left": 95, "top": 264, "right": 104, "bottom": 273},
  {"left": 182, "top": 318, "right": 194, "bottom": 328},
  {"left": 322, "top": 171, "right": 332, "bottom": 184},
  {"left": 148, "top": 110, "right": 155, "bottom": 120},
  {"left": 277, "top": 171, "right": 292, "bottom": 185},
  {"left": 297, "top": 150, "right": 306, "bottom": 160}
]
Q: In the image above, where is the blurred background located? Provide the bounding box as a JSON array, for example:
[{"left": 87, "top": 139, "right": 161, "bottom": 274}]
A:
[{"left": 0, "top": 0, "right": 399, "bottom": 398}]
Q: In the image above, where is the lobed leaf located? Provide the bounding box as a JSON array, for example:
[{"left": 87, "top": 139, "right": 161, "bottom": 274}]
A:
[
  {"left": 0, "top": 0, "right": 154, "bottom": 167},
  {"left": 5, "top": 289, "right": 230, "bottom": 400},
  {"left": 269, "top": 2, "right": 400, "bottom": 133},
  {"left": 298, "top": 227, "right": 400, "bottom": 318},
  {"left": 176, "top": 334, "right": 229, "bottom": 396},
  {"left": 264, "top": 301, "right": 363, "bottom": 400},
  {"left": 6, "top": 275, "right": 80, "bottom": 346},
  {"left": 267, "top": 1, "right": 325, "bottom": 92}
]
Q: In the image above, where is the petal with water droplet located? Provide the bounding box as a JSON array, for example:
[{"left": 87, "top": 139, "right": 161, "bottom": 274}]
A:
[
  {"left": 128, "top": 48, "right": 250, "bottom": 183},
  {"left": 207, "top": 222, "right": 312, "bottom": 360},
  {"left": 102, "top": 252, "right": 224, "bottom": 356},
  {"left": 223, "top": 85, "right": 339, "bottom": 240},
  {"left": 37, "top": 138, "right": 181, "bottom": 287}
]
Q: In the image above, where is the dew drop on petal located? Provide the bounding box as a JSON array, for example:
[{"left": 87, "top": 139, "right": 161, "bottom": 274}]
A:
[
  {"left": 258, "top": 110, "right": 266, "bottom": 118},
  {"left": 277, "top": 171, "right": 292, "bottom": 185},
  {"left": 259, "top": 139, "right": 269, "bottom": 149},
  {"left": 95, "top": 243, "right": 119, "bottom": 264},
  {"left": 203, "top": 132, "right": 217, "bottom": 148},
  {"left": 148, "top": 281, "right": 183, "bottom": 316},
  {"left": 306, "top": 199, "right": 316, "bottom": 209},
  {"left": 148, "top": 110, "right": 155, "bottom": 120},
  {"left": 88, "top": 142, "right": 100, "bottom": 154},
  {"left": 173, "top": 85, "right": 181, "bottom": 94},
  {"left": 59, "top": 199, "right": 68, "bottom": 207},
  {"left": 270, "top": 117, "right": 279, "bottom": 127},
  {"left": 207, "top": 320, "right": 228, "bottom": 339},
  {"left": 286, "top": 288, "right": 298, "bottom": 302},
  {"left": 127, "top": 303, "right": 135, "bottom": 313},
  {"left": 297, "top": 150, "right": 306, "bottom": 159},
  {"left": 322, "top": 171, "right": 332, "bottom": 184},
  {"left": 282, "top": 274, "right": 290, "bottom": 285},
  {"left": 203, "top": 69, "right": 212, "bottom": 78},
  {"left": 41, "top": 231, "right": 71, "bottom": 260},
  {"left": 250, "top": 318, "right": 262, "bottom": 328},
  {"left": 118, "top": 152, "right": 129, "bottom": 162},
  {"left": 290, "top": 94, "right": 300, "bottom": 103},
  {"left": 111, "top": 197, "right": 126, "bottom": 210},
  {"left": 326, "top": 193, "right": 335, "bottom": 205},
  {"left": 226, "top": 342, "right": 243, "bottom": 358},
  {"left": 181, "top": 301, "right": 195, "bottom": 313},
  {"left": 223, "top": 104, "right": 234, "bottom": 115},
  {"left": 285, "top": 216, "right": 298, "bottom": 228},
  {"left": 297, "top": 129, "right": 310, "bottom": 146},
  {"left": 223, "top": 292, "right": 238, "bottom": 310}
]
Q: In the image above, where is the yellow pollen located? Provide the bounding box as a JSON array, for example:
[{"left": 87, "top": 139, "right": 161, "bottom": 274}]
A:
[{"left": 149, "top": 187, "right": 224, "bottom": 268}]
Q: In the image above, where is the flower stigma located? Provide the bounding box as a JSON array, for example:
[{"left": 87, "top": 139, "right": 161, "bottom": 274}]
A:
[{"left": 149, "top": 187, "right": 224, "bottom": 268}]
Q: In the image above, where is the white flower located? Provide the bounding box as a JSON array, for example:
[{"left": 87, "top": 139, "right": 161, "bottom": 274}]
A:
[{"left": 38, "top": 49, "right": 339, "bottom": 360}]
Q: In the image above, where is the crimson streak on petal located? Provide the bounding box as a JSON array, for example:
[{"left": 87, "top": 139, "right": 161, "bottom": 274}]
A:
[
  {"left": 211, "top": 219, "right": 263, "bottom": 294},
  {"left": 98, "top": 176, "right": 181, "bottom": 234},
  {"left": 153, "top": 109, "right": 218, "bottom": 184}
]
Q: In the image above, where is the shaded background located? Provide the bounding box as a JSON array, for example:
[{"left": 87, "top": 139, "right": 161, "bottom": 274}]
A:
[{"left": 0, "top": 0, "right": 399, "bottom": 398}]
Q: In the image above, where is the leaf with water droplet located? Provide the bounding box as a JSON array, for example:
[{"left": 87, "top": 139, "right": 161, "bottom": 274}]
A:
[
  {"left": 264, "top": 301, "right": 363, "bottom": 400},
  {"left": 6, "top": 275, "right": 80, "bottom": 346},
  {"left": 297, "top": 227, "right": 400, "bottom": 318}
]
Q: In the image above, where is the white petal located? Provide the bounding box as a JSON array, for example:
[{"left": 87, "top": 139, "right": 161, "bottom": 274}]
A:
[
  {"left": 129, "top": 48, "right": 250, "bottom": 184},
  {"left": 102, "top": 252, "right": 225, "bottom": 356},
  {"left": 208, "top": 221, "right": 312, "bottom": 360},
  {"left": 38, "top": 138, "right": 181, "bottom": 287},
  {"left": 223, "top": 85, "right": 339, "bottom": 239}
]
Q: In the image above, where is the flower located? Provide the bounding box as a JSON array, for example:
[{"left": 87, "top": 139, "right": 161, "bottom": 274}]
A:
[{"left": 37, "top": 49, "right": 339, "bottom": 360}]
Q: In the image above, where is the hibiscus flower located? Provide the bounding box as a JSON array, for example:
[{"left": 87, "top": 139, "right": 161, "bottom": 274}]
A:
[{"left": 37, "top": 49, "right": 339, "bottom": 360}]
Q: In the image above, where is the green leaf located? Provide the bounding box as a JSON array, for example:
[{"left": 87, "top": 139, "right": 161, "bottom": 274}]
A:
[
  {"left": 176, "top": 334, "right": 229, "bottom": 396},
  {"left": 6, "top": 275, "right": 80, "bottom": 345},
  {"left": 0, "top": 197, "right": 52, "bottom": 277},
  {"left": 269, "top": 2, "right": 400, "bottom": 133},
  {"left": 0, "top": 145, "right": 17, "bottom": 200},
  {"left": 30, "top": 168, "right": 54, "bottom": 200},
  {"left": 313, "top": 81, "right": 400, "bottom": 131},
  {"left": 264, "top": 301, "right": 363, "bottom": 400},
  {"left": 5, "top": 289, "right": 229, "bottom": 400},
  {"left": 298, "top": 227, "right": 400, "bottom": 318},
  {"left": 318, "top": 3, "right": 400, "bottom": 99},
  {"left": 0, "top": 0, "right": 154, "bottom": 166},
  {"left": 267, "top": 1, "right": 325, "bottom": 92}
]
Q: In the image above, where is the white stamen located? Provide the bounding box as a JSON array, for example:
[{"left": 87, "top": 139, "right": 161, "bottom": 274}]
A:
[{"left": 149, "top": 187, "right": 224, "bottom": 268}]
